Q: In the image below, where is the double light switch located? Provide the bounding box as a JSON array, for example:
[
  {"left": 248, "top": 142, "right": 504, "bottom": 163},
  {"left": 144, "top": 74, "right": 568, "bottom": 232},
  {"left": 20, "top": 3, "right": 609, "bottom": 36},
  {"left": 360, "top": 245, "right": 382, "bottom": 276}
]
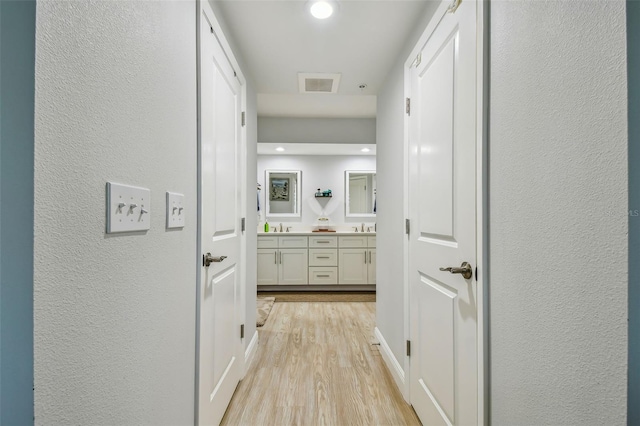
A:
[{"left": 166, "top": 192, "right": 185, "bottom": 229}]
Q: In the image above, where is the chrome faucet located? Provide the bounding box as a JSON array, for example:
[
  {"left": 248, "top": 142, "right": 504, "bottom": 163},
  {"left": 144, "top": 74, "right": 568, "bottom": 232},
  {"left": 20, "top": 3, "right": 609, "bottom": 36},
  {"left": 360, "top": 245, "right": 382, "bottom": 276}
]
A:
[
  {"left": 361, "top": 223, "right": 365, "bottom": 232},
  {"left": 279, "top": 223, "right": 283, "bottom": 232}
]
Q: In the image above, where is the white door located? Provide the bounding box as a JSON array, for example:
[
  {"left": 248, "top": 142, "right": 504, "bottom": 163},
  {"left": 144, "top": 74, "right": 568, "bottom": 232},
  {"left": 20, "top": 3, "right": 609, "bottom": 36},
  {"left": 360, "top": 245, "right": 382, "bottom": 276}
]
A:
[
  {"left": 408, "top": 1, "right": 479, "bottom": 425},
  {"left": 197, "top": 4, "right": 243, "bottom": 425}
]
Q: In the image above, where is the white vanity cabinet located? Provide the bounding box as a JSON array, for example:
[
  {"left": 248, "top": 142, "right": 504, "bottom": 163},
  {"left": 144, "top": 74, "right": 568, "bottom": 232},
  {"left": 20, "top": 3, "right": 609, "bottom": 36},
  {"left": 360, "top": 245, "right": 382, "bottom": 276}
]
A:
[
  {"left": 257, "top": 236, "right": 308, "bottom": 285},
  {"left": 338, "top": 235, "right": 377, "bottom": 285},
  {"left": 258, "top": 233, "right": 375, "bottom": 288}
]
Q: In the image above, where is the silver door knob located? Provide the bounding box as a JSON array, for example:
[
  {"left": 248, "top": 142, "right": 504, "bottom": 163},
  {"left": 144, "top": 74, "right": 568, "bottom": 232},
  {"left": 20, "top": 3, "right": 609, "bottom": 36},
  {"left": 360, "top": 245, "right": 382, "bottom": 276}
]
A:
[
  {"left": 439, "top": 262, "right": 473, "bottom": 279},
  {"left": 204, "top": 253, "right": 227, "bottom": 267}
]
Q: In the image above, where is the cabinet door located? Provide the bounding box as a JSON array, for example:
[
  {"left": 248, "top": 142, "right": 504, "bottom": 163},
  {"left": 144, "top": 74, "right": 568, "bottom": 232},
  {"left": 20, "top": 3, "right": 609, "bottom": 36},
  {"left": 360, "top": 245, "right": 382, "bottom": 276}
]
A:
[
  {"left": 257, "top": 249, "right": 279, "bottom": 285},
  {"left": 338, "top": 249, "right": 368, "bottom": 285},
  {"left": 367, "top": 249, "right": 376, "bottom": 284},
  {"left": 279, "top": 249, "right": 309, "bottom": 285}
]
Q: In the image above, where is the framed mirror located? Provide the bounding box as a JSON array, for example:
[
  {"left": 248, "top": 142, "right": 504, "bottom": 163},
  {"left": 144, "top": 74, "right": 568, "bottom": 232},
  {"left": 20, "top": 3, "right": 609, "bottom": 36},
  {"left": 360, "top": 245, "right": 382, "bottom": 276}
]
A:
[
  {"left": 266, "top": 170, "right": 302, "bottom": 217},
  {"left": 345, "top": 170, "right": 376, "bottom": 217}
]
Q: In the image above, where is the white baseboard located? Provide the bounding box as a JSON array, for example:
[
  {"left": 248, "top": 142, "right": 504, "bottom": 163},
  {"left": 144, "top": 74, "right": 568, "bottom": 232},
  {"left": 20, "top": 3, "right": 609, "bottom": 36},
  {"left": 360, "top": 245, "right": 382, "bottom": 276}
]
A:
[
  {"left": 374, "top": 327, "right": 406, "bottom": 399},
  {"left": 244, "top": 330, "right": 259, "bottom": 374}
]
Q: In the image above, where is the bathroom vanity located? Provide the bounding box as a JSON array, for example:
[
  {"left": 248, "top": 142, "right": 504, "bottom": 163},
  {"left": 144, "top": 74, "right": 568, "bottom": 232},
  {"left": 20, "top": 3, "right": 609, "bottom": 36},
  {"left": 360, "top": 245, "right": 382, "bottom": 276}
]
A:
[{"left": 257, "top": 232, "right": 376, "bottom": 290}]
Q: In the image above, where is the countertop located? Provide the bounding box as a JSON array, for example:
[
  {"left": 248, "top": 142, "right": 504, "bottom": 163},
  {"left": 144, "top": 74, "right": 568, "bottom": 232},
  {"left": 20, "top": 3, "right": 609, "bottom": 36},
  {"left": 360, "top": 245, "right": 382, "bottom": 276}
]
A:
[{"left": 257, "top": 231, "right": 375, "bottom": 236}]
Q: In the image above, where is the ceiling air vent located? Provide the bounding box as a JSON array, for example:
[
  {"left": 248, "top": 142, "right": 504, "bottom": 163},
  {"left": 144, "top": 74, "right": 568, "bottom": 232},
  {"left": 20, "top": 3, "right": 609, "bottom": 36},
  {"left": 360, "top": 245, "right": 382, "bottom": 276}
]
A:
[{"left": 299, "top": 72, "right": 341, "bottom": 94}]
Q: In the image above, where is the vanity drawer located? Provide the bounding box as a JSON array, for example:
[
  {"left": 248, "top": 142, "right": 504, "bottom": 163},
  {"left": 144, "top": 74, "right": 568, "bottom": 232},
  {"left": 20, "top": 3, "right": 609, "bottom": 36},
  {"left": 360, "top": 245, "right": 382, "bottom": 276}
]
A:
[
  {"left": 338, "top": 235, "right": 368, "bottom": 248},
  {"left": 278, "top": 236, "right": 308, "bottom": 248},
  {"left": 309, "top": 267, "right": 338, "bottom": 285},
  {"left": 257, "top": 236, "right": 278, "bottom": 249},
  {"left": 309, "top": 236, "right": 337, "bottom": 248},
  {"left": 367, "top": 236, "right": 376, "bottom": 247},
  {"left": 309, "top": 249, "right": 338, "bottom": 267}
]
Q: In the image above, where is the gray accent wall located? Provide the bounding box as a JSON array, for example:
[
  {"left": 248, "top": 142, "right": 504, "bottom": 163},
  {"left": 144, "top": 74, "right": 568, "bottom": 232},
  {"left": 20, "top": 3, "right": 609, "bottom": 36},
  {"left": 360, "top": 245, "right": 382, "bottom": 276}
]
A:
[
  {"left": 489, "top": 1, "right": 628, "bottom": 424},
  {"left": 0, "top": 1, "right": 36, "bottom": 424},
  {"left": 258, "top": 117, "right": 375, "bottom": 144},
  {"left": 33, "top": 2, "right": 198, "bottom": 423}
]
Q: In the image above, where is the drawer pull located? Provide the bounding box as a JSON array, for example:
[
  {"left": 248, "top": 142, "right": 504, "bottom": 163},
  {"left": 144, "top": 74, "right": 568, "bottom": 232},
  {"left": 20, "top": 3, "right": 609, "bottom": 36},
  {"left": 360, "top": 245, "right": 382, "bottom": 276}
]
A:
[
  {"left": 317, "top": 274, "right": 330, "bottom": 278},
  {"left": 317, "top": 241, "right": 330, "bottom": 243},
  {"left": 316, "top": 256, "right": 330, "bottom": 259}
]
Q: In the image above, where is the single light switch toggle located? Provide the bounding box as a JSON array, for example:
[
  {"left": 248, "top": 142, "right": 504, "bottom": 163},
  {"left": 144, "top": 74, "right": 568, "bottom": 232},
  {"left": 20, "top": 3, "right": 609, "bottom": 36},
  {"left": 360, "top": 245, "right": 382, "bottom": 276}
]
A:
[
  {"left": 141, "top": 208, "right": 148, "bottom": 214},
  {"left": 117, "top": 202, "right": 127, "bottom": 210},
  {"left": 129, "top": 203, "right": 138, "bottom": 211}
]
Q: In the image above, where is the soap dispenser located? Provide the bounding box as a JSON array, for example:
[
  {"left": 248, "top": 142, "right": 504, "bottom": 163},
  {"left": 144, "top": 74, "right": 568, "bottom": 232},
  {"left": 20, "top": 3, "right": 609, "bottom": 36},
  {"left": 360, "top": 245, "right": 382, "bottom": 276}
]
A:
[{"left": 264, "top": 220, "right": 269, "bottom": 232}]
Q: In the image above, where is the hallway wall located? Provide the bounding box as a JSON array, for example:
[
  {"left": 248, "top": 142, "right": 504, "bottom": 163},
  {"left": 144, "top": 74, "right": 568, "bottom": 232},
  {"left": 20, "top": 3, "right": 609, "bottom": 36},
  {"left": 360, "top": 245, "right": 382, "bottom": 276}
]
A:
[
  {"left": 627, "top": 0, "right": 640, "bottom": 421},
  {"left": 33, "top": 1, "right": 198, "bottom": 423},
  {"left": 375, "top": 1, "right": 440, "bottom": 377},
  {"left": 489, "top": 1, "right": 628, "bottom": 423}
]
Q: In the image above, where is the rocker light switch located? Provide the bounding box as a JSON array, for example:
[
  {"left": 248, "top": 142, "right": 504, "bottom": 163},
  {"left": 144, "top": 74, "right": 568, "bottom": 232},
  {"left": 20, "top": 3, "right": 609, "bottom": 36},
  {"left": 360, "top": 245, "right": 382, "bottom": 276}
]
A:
[
  {"left": 166, "top": 192, "right": 185, "bottom": 229},
  {"left": 106, "top": 182, "right": 151, "bottom": 233}
]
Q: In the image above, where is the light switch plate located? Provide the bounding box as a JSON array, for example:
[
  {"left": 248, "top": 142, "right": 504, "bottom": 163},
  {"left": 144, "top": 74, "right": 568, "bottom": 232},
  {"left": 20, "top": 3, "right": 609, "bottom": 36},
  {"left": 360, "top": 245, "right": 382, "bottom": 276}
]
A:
[
  {"left": 106, "top": 182, "right": 151, "bottom": 233},
  {"left": 166, "top": 192, "right": 185, "bottom": 229}
]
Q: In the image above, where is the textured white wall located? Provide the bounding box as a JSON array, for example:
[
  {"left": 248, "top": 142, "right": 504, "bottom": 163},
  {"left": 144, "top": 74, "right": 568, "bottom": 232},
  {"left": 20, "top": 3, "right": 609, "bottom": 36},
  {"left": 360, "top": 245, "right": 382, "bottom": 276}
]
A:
[
  {"left": 34, "top": 1, "right": 197, "bottom": 423},
  {"left": 490, "top": 1, "right": 628, "bottom": 424},
  {"left": 257, "top": 155, "right": 376, "bottom": 227},
  {"left": 375, "top": 1, "right": 440, "bottom": 368}
]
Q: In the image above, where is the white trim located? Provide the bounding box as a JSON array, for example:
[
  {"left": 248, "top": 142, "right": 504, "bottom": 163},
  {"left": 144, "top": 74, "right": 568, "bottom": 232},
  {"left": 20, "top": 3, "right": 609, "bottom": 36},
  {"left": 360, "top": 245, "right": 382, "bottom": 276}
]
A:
[
  {"left": 476, "top": 1, "right": 488, "bottom": 424},
  {"left": 244, "top": 330, "right": 259, "bottom": 373},
  {"left": 403, "top": 0, "right": 487, "bottom": 423},
  {"left": 374, "top": 327, "right": 407, "bottom": 400}
]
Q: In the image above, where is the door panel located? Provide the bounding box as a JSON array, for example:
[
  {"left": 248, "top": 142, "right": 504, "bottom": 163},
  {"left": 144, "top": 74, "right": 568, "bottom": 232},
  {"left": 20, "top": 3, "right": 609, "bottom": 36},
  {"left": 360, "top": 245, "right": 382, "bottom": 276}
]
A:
[
  {"left": 409, "top": 1, "right": 478, "bottom": 425},
  {"left": 198, "top": 3, "right": 243, "bottom": 425}
]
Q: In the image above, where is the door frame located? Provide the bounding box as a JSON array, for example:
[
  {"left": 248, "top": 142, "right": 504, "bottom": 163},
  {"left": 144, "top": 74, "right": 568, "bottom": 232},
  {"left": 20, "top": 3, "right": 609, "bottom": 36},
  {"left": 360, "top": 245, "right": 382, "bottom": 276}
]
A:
[
  {"left": 402, "top": 0, "right": 488, "bottom": 423},
  {"left": 195, "top": 0, "right": 248, "bottom": 422}
]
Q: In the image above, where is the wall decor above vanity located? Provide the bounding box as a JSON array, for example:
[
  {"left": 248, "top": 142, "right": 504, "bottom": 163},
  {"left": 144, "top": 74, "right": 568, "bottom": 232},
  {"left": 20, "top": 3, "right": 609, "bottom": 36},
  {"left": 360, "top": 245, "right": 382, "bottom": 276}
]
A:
[{"left": 265, "top": 170, "right": 301, "bottom": 218}]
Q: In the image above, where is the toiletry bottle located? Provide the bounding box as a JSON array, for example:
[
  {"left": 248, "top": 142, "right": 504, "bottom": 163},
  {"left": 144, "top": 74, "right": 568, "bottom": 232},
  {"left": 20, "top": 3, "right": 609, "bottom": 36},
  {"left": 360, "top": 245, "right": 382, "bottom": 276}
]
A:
[{"left": 264, "top": 221, "right": 269, "bottom": 232}]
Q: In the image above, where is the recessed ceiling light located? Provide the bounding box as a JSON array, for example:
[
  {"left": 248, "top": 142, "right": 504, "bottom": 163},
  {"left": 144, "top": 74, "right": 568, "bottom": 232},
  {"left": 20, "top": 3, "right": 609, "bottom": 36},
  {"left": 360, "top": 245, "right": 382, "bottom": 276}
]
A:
[
  {"left": 310, "top": 1, "right": 334, "bottom": 19},
  {"left": 361, "top": 148, "right": 370, "bottom": 153},
  {"left": 276, "top": 147, "right": 285, "bottom": 152}
]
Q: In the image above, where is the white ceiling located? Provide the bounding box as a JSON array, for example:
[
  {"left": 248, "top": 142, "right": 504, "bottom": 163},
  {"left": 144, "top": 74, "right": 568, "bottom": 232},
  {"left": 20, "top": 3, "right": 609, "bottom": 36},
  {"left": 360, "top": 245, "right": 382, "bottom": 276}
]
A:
[{"left": 215, "top": 0, "right": 432, "bottom": 118}]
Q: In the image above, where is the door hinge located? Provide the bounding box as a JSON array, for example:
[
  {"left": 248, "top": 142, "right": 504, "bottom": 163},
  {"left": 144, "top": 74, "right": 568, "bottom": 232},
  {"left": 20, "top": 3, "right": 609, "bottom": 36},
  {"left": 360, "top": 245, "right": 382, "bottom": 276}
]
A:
[
  {"left": 405, "top": 218, "right": 410, "bottom": 236},
  {"left": 406, "top": 98, "right": 411, "bottom": 115},
  {"left": 475, "top": 266, "right": 478, "bottom": 281},
  {"left": 210, "top": 26, "right": 213, "bottom": 34},
  {"left": 241, "top": 111, "right": 246, "bottom": 127},
  {"left": 240, "top": 324, "right": 245, "bottom": 339},
  {"left": 202, "top": 254, "right": 205, "bottom": 267},
  {"left": 241, "top": 217, "right": 246, "bottom": 232},
  {"left": 406, "top": 340, "right": 411, "bottom": 357}
]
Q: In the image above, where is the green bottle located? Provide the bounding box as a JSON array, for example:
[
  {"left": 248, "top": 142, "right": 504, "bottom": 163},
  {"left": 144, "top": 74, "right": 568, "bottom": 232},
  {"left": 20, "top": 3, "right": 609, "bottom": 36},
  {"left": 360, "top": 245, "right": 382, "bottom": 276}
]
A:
[{"left": 264, "top": 221, "right": 269, "bottom": 232}]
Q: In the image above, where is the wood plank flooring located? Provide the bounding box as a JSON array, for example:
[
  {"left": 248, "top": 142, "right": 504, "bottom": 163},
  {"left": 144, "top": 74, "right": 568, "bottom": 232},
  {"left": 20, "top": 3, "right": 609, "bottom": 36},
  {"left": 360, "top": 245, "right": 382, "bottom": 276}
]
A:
[{"left": 221, "top": 302, "right": 420, "bottom": 426}]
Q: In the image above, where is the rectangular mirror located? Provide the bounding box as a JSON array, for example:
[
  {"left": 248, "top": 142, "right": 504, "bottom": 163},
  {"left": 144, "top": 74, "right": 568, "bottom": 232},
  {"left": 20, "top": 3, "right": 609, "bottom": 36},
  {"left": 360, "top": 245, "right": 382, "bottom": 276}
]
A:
[
  {"left": 345, "top": 170, "right": 376, "bottom": 217},
  {"left": 266, "top": 170, "right": 301, "bottom": 217}
]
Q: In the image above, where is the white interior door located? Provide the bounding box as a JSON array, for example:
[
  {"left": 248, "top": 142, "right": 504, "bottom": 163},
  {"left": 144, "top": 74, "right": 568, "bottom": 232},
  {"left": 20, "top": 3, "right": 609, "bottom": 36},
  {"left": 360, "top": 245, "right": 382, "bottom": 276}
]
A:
[
  {"left": 408, "top": 1, "right": 479, "bottom": 425},
  {"left": 197, "top": 4, "right": 243, "bottom": 425}
]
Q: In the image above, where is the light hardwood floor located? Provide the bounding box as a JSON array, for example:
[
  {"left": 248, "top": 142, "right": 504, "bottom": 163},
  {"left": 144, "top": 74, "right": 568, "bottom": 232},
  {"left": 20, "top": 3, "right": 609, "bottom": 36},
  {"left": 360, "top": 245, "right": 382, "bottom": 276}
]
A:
[{"left": 221, "top": 302, "right": 421, "bottom": 426}]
